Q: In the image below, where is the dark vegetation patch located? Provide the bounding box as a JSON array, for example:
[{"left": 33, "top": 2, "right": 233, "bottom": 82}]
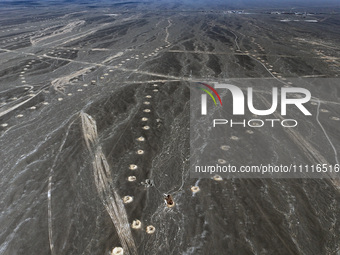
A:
[
  {"left": 200, "top": 22, "right": 210, "bottom": 31},
  {"left": 235, "top": 55, "right": 256, "bottom": 71},
  {"left": 283, "top": 57, "right": 322, "bottom": 76},
  {"left": 0, "top": 93, "right": 45, "bottom": 123},
  {"left": 96, "top": 40, "right": 119, "bottom": 48},
  {"left": 5, "top": 39, "right": 31, "bottom": 50},
  {"left": 145, "top": 35, "right": 156, "bottom": 43},
  {"left": 179, "top": 33, "right": 194, "bottom": 41},
  {"left": 0, "top": 60, "right": 31, "bottom": 80},
  {"left": 207, "top": 55, "right": 221, "bottom": 76},
  {"left": 212, "top": 26, "right": 235, "bottom": 38},
  {"left": 207, "top": 43, "right": 215, "bottom": 51},
  {"left": 187, "top": 61, "right": 202, "bottom": 77},
  {"left": 182, "top": 40, "right": 195, "bottom": 51},
  {"left": 149, "top": 52, "right": 181, "bottom": 76},
  {"left": 66, "top": 19, "right": 148, "bottom": 48},
  {"left": 85, "top": 16, "right": 114, "bottom": 24},
  {"left": 193, "top": 54, "right": 202, "bottom": 62},
  {"left": 206, "top": 30, "right": 232, "bottom": 45}
]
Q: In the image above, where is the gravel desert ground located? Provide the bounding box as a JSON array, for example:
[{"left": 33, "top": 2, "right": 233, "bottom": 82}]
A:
[{"left": 0, "top": 1, "right": 339, "bottom": 254}]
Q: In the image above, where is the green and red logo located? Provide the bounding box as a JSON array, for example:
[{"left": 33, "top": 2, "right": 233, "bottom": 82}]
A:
[{"left": 196, "top": 82, "right": 223, "bottom": 115}]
